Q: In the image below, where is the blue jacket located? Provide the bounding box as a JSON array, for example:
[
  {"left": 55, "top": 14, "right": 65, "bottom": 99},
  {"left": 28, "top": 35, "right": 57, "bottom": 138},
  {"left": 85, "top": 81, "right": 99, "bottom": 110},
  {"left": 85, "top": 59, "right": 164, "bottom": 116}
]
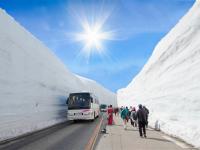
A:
[{"left": 121, "top": 108, "right": 128, "bottom": 119}]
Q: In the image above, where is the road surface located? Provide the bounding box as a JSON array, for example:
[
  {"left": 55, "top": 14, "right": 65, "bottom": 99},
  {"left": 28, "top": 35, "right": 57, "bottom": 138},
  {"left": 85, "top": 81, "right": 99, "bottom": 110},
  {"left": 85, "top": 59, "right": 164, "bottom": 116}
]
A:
[{"left": 0, "top": 116, "right": 102, "bottom": 150}]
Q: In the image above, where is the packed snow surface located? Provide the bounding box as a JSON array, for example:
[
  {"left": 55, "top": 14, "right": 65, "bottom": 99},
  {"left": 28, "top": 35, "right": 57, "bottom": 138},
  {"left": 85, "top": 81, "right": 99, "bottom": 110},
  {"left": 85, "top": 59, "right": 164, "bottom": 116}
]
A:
[
  {"left": 117, "top": 1, "right": 200, "bottom": 148},
  {"left": 0, "top": 9, "right": 117, "bottom": 141}
]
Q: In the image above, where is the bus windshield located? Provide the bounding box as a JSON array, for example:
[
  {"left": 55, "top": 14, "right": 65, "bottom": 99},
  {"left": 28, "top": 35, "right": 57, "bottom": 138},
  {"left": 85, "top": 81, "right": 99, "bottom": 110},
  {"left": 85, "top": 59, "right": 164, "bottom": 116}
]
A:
[
  {"left": 100, "top": 104, "right": 107, "bottom": 109},
  {"left": 68, "top": 93, "right": 91, "bottom": 109}
]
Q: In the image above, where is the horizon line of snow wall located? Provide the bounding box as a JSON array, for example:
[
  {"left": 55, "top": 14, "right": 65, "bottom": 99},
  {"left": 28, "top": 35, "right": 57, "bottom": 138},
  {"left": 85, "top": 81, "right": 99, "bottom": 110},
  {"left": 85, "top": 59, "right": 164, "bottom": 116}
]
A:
[
  {"left": 117, "top": 1, "right": 200, "bottom": 148},
  {"left": 0, "top": 8, "right": 117, "bottom": 141}
]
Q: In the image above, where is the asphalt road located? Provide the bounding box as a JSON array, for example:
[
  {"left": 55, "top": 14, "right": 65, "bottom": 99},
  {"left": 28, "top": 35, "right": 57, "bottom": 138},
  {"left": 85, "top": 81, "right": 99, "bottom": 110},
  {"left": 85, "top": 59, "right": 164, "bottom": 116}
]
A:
[{"left": 0, "top": 116, "right": 102, "bottom": 150}]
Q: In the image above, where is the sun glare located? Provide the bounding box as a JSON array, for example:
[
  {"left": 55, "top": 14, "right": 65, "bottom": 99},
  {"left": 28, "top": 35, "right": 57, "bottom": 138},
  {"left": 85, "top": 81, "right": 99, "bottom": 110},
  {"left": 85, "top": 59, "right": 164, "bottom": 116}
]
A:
[{"left": 73, "top": 18, "right": 115, "bottom": 60}]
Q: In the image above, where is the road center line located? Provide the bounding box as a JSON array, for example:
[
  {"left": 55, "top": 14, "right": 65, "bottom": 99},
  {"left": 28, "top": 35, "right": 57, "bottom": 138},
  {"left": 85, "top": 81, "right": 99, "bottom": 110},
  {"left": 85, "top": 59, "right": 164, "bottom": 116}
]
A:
[{"left": 85, "top": 117, "right": 103, "bottom": 150}]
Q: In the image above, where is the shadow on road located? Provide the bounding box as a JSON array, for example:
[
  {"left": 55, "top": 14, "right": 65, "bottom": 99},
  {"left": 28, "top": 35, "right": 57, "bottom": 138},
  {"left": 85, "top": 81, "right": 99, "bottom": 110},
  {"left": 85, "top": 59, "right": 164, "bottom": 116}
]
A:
[
  {"left": 113, "top": 124, "right": 123, "bottom": 127},
  {"left": 126, "top": 128, "right": 138, "bottom": 132},
  {"left": 73, "top": 119, "right": 98, "bottom": 124},
  {"left": 146, "top": 137, "right": 171, "bottom": 142}
]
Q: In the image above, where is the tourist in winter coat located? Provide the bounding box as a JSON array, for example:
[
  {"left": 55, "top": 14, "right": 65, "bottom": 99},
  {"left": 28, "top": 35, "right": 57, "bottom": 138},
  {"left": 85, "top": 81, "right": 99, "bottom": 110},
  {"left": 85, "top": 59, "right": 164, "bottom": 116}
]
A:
[
  {"left": 107, "top": 105, "right": 113, "bottom": 125},
  {"left": 130, "top": 107, "right": 137, "bottom": 127},
  {"left": 136, "top": 104, "right": 147, "bottom": 138},
  {"left": 143, "top": 106, "right": 149, "bottom": 127},
  {"left": 121, "top": 107, "right": 129, "bottom": 130}
]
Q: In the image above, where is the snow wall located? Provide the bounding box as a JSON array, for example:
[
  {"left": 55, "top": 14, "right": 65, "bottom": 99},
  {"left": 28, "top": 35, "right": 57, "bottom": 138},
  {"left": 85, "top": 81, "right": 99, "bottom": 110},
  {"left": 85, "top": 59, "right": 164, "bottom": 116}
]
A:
[
  {"left": 0, "top": 9, "right": 117, "bottom": 141},
  {"left": 117, "top": 1, "right": 200, "bottom": 148}
]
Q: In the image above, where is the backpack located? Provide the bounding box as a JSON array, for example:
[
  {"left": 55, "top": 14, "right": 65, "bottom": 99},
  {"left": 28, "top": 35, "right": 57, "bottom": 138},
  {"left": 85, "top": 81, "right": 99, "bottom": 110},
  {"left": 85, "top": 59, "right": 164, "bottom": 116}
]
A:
[{"left": 132, "top": 111, "right": 137, "bottom": 120}]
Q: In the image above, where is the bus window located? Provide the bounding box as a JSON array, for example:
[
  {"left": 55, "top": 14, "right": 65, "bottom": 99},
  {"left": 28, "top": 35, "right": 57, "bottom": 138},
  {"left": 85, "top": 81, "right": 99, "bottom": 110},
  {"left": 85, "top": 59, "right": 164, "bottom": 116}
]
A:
[{"left": 68, "top": 93, "right": 91, "bottom": 109}]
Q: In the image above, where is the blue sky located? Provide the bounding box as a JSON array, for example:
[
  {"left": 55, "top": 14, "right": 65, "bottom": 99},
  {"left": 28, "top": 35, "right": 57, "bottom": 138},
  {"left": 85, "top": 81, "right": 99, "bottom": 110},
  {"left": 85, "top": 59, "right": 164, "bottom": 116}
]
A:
[{"left": 0, "top": 0, "right": 195, "bottom": 92}]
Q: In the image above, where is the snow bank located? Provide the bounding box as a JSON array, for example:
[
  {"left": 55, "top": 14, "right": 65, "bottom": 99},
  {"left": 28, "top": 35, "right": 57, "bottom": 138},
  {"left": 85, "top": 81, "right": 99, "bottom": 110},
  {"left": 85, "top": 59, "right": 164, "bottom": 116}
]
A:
[
  {"left": 117, "top": 1, "right": 200, "bottom": 148},
  {"left": 0, "top": 8, "right": 116, "bottom": 141}
]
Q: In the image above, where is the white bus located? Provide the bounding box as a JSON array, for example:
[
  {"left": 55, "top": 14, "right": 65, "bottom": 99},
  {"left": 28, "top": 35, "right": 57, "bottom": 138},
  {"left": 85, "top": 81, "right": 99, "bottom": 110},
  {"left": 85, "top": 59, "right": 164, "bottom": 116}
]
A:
[{"left": 67, "top": 92, "right": 100, "bottom": 121}]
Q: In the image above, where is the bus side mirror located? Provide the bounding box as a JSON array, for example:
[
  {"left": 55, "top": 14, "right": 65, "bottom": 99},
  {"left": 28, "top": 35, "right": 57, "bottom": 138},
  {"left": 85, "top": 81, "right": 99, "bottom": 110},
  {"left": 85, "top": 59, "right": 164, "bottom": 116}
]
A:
[
  {"left": 90, "top": 98, "right": 93, "bottom": 103},
  {"left": 66, "top": 98, "right": 69, "bottom": 105}
]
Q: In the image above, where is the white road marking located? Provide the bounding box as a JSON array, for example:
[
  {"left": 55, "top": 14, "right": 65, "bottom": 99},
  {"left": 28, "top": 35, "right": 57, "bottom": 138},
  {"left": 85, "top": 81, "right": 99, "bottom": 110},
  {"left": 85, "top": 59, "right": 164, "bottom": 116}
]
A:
[{"left": 162, "top": 135, "right": 191, "bottom": 149}]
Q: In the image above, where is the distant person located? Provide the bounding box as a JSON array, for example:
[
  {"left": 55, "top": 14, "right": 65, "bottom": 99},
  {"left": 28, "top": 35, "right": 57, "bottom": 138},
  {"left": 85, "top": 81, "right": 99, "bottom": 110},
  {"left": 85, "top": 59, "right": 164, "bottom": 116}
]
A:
[
  {"left": 128, "top": 107, "right": 132, "bottom": 121},
  {"left": 137, "top": 104, "right": 147, "bottom": 138},
  {"left": 121, "top": 107, "right": 129, "bottom": 130},
  {"left": 117, "top": 107, "right": 119, "bottom": 116},
  {"left": 143, "top": 106, "right": 149, "bottom": 127},
  {"left": 129, "top": 106, "right": 133, "bottom": 113},
  {"left": 125, "top": 107, "right": 130, "bottom": 122},
  {"left": 130, "top": 107, "right": 137, "bottom": 127},
  {"left": 114, "top": 107, "right": 119, "bottom": 116},
  {"left": 120, "top": 106, "right": 123, "bottom": 114},
  {"left": 107, "top": 105, "right": 113, "bottom": 125}
]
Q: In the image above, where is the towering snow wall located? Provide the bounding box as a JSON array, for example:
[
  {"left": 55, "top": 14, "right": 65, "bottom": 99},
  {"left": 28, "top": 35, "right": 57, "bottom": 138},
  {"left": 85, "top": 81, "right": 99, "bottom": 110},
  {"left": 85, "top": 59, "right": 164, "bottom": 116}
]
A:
[
  {"left": 0, "top": 9, "right": 116, "bottom": 141},
  {"left": 117, "top": 1, "right": 200, "bottom": 147}
]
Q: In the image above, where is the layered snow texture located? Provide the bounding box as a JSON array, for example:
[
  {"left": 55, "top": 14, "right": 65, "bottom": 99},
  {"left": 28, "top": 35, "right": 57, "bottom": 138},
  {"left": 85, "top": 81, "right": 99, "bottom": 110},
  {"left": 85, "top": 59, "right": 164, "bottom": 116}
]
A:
[
  {"left": 0, "top": 9, "right": 117, "bottom": 141},
  {"left": 117, "top": 1, "right": 200, "bottom": 148}
]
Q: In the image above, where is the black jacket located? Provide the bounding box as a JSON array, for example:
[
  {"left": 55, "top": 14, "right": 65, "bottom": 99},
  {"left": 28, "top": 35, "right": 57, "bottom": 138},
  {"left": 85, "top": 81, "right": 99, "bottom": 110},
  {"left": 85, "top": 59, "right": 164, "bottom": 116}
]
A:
[{"left": 136, "top": 108, "right": 147, "bottom": 124}]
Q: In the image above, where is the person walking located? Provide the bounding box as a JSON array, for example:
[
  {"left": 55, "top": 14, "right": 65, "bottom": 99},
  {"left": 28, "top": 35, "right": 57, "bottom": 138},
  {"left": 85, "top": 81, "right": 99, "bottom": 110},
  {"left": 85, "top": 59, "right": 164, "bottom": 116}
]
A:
[
  {"left": 125, "top": 107, "right": 130, "bottom": 123},
  {"left": 107, "top": 105, "right": 113, "bottom": 125},
  {"left": 114, "top": 107, "right": 119, "bottom": 116},
  {"left": 137, "top": 104, "right": 147, "bottom": 138},
  {"left": 130, "top": 107, "right": 137, "bottom": 127},
  {"left": 143, "top": 106, "right": 149, "bottom": 127},
  {"left": 120, "top": 107, "right": 129, "bottom": 130}
]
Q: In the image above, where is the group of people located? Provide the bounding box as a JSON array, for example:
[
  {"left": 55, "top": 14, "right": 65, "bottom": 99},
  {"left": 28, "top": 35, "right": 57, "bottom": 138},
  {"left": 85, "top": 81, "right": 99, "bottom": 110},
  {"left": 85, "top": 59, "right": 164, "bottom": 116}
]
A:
[{"left": 107, "top": 104, "right": 149, "bottom": 138}]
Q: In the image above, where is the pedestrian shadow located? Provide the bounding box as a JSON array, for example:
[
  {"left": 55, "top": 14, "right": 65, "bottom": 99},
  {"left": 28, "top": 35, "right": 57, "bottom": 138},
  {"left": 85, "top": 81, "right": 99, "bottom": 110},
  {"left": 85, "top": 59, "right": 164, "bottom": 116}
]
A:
[
  {"left": 146, "top": 137, "right": 171, "bottom": 142},
  {"left": 146, "top": 128, "right": 156, "bottom": 131},
  {"left": 125, "top": 128, "right": 156, "bottom": 132},
  {"left": 113, "top": 124, "right": 123, "bottom": 127},
  {"left": 126, "top": 128, "right": 138, "bottom": 132}
]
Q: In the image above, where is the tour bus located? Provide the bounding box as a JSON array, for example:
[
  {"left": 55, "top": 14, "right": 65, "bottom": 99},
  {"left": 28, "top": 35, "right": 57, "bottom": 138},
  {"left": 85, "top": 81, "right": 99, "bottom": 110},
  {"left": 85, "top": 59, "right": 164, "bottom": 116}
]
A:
[{"left": 67, "top": 92, "right": 100, "bottom": 121}]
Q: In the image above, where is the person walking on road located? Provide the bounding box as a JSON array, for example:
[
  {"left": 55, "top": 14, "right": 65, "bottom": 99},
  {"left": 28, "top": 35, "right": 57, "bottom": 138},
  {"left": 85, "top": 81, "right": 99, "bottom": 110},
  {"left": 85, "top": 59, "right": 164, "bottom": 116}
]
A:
[
  {"left": 125, "top": 107, "right": 130, "bottom": 123},
  {"left": 130, "top": 107, "right": 137, "bottom": 127},
  {"left": 120, "top": 107, "right": 129, "bottom": 130},
  {"left": 137, "top": 104, "right": 147, "bottom": 138},
  {"left": 143, "top": 106, "right": 149, "bottom": 127},
  {"left": 107, "top": 105, "right": 113, "bottom": 125},
  {"left": 114, "top": 107, "right": 119, "bottom": 116}
]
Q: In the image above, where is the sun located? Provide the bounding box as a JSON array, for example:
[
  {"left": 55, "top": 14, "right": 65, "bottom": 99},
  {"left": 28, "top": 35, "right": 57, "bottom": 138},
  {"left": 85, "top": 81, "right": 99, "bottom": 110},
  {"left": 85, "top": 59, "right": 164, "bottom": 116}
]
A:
[
  {"left": 80, "top": 23, "right": 108, "bottom": 51},
  {"left": 74, "top": 19, "right": 114, "bottom": 59}
]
